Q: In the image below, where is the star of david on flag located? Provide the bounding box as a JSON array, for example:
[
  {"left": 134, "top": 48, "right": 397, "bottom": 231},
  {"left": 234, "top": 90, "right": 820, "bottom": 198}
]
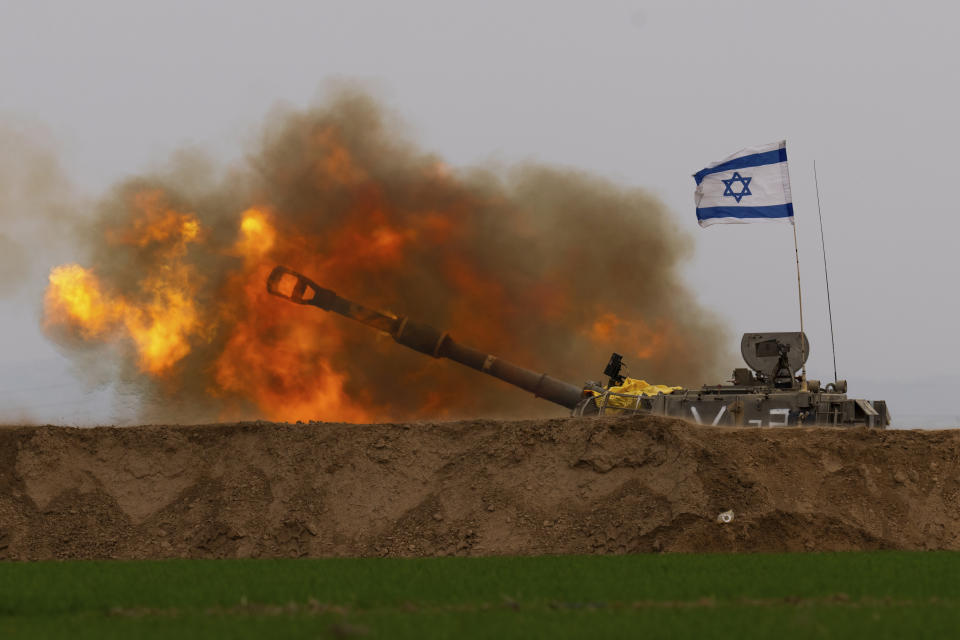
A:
[
  {"left": 721, "top": 172, "right": 751, "bottom": 202},
  {"left": 692, "top": 140, "right": 793, "bottom": 227}
]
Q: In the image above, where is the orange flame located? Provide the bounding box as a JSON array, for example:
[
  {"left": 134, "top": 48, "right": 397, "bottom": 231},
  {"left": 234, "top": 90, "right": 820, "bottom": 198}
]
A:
[
  {"left": 212, "top": 272, "right": 370, "bottom": 422},
  {"left": 587, "top": 313, "right": 670, "bottom": 361},
  {"left": 236, "top": 208, "right": 276, "bottom": 259},
  {"left": 45, "top": 264, "right": 115, "bottom": 339},
  {"left": 107, "top": 190, "right": 201, "bottom": 249},
  {"left": 45, "top": 193, "right": 206, "bottom": 377},
  {"left": 45, "top": 262, "right": 203, "bottom": 376},
  {"left": 121, "top": 267, "right": 202, "bottom": 376}
]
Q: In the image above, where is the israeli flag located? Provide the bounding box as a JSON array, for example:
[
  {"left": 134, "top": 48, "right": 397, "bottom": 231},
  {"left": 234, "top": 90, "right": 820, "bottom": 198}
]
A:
[{"left": 693, "top": 140, "right": 793, "bottom": 227}]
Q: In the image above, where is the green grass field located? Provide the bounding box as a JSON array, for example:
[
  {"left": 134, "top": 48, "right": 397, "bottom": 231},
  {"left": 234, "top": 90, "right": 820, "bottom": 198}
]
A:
[{"left": 2, "top": 552, "right": 959, "bottom": 639}]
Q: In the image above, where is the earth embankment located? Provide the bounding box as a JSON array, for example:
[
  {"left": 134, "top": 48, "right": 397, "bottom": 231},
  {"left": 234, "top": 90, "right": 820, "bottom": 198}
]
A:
[{"left": 1, "top": 416, "right": 957, "bottom": 560}]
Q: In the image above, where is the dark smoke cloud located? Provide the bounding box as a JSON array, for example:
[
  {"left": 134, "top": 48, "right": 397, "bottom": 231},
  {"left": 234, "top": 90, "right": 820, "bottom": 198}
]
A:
[{"left": 44, "top": 89, "right": 730, "bottom": 423}]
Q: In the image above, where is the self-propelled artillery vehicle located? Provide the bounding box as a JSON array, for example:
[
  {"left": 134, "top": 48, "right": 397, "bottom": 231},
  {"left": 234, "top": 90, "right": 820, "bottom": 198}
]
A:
[{"left": 267, "top": 266, "right": 890, "bottom": 428}]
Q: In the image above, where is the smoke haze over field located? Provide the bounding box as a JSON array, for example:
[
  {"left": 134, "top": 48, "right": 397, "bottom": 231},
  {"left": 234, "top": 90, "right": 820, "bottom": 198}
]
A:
[
  {"left": 39, "top": 90, "right": 728, "bottom": 423},
  {"left": 0, "top": 127, "right": 79, "bottom": 298}
]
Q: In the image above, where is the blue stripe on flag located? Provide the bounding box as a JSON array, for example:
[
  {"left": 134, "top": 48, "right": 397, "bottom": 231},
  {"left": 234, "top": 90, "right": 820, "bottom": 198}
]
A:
[
  {"left": 693, "top": 148, "right": 788, "bottom": 185},
  {"left": 696, "top": 203, "right": 795, "bottom": 221}
]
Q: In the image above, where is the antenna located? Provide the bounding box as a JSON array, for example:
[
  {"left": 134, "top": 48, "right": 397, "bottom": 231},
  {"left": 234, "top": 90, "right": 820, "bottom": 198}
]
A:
[{"left": 814, "top": 161, "right": 838, "bottom": 383}]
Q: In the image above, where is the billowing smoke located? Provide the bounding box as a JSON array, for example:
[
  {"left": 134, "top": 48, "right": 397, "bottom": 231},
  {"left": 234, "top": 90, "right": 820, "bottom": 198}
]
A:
[{"left": 42, "top": 89, "right": 728, "bottom": 423}]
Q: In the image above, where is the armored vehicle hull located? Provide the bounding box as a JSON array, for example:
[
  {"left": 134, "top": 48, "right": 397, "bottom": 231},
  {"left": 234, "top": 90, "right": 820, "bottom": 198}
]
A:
[
  {"left": 581, "top": 332, "right": 889, "bottom": 428},
  {"left": 580, "top": 387, "right": 889, "bottom": 428}
]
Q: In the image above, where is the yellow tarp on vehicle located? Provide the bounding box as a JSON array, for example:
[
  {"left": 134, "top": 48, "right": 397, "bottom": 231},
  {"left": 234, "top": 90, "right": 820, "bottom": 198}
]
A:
[{"left": 591, "top": 377, "right": 683, "bottom": 412}]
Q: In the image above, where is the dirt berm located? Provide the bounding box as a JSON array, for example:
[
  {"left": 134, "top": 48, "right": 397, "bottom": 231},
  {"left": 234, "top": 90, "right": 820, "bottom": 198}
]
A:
[{"left": 1, "top": 415, "right": 959, "bottom": 560}]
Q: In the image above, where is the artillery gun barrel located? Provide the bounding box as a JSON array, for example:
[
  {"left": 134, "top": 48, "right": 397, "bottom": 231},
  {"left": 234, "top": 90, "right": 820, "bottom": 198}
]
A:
[{"left": 266, "top": 266, "right": 586, "bottom": 409}]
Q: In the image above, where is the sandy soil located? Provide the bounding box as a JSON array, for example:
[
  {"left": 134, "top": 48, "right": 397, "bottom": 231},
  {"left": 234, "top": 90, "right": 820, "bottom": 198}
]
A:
[{"left": 1, "top": 415, "right": 958, "bottom": 560}]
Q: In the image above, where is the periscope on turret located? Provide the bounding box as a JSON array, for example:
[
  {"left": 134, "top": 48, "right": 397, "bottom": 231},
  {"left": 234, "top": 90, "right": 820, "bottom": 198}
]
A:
[{"left": 267, "top": 266, "right": 889, "bottom": 428}]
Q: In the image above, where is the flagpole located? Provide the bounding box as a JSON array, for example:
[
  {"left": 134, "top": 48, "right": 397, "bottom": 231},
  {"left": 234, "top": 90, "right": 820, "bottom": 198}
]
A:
[
  {"left": 814, "top": 161, "right": 838, "bottom": 383},
  {"left": 791, "top": 217, "right": 808, "bottom": 391}
]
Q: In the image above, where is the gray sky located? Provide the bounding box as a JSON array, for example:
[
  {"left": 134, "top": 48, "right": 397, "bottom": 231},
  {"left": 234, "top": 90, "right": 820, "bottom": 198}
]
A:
[{"left": 2, "top": 0, "right": 958, "bottom": 424}]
